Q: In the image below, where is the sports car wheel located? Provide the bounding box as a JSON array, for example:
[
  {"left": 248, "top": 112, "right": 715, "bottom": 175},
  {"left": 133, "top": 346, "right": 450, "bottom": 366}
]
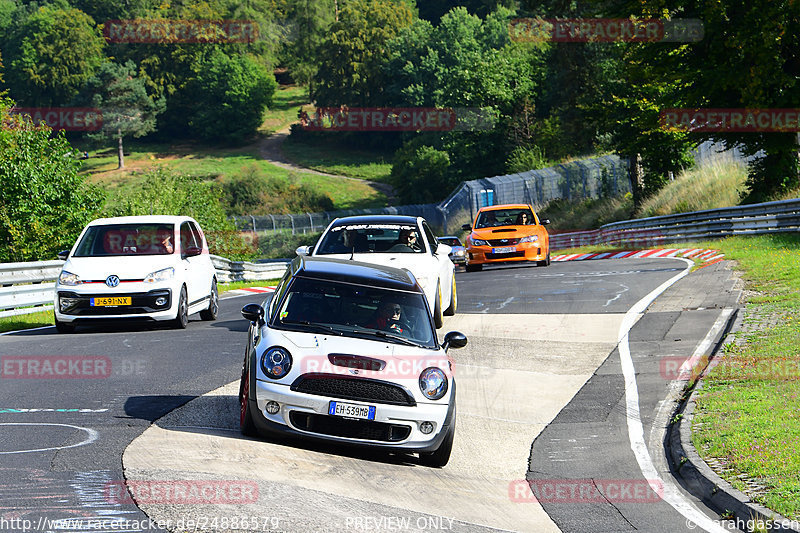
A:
[
  {"left": 444, "top": 274, "right": 457, "bottom": 316},
  {"left": 433, "top": 282, "right": 444, "bottom": 329},
  {"left": 465, "top": 263, "right": 482, "bottom": 272},
  {"left": 537, "top": 252, "right": 551, "bottom": 267}
]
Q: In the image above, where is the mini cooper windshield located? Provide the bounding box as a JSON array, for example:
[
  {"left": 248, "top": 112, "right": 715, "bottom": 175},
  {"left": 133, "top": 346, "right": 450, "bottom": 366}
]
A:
[
  {"left": 73, "top": 224, "right": 175, "bottom": 257},
  {"left": 273, "top": 277, "right": 437, "bottom": 349}
]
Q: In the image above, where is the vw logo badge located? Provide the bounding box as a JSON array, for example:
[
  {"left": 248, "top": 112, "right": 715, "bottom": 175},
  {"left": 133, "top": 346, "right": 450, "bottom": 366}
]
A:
[{"left": 105, "top": 275, "right": 120, "bottom": 288}]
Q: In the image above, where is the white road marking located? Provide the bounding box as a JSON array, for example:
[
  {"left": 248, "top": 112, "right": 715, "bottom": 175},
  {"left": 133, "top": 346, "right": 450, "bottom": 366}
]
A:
[
  {"left": 0, "top": 423, "right": 98, "bottom": 454},
  {"left": 618, "top": 258, "right": 729, "bottom": 532}
]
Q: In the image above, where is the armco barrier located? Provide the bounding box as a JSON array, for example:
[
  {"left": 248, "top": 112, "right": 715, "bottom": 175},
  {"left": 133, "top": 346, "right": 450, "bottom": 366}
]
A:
[
  {"left": 0, "top": 256, "right": 289, "bottom": 318},
  {"left": 550, "top": 198, "right": 800, "bottom": 250}
]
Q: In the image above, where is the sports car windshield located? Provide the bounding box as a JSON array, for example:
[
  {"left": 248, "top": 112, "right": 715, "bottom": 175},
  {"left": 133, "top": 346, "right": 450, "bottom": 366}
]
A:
[
  {"left": 273, "top": 277, "right": 437, "bottom": 349},
  {"left": 476, "top": 209, "right": 535, "bottom": 228},
  {"left": 315, "top": 224, "right": 425, "bottom": 254},
  {"left": 73, "top": 224, "right": 176, "bottom": 257}
]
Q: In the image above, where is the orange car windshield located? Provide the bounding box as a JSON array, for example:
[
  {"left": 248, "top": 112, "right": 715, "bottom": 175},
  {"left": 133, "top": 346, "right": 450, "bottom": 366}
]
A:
[{"left": 476, "top": 210, "right": 534, "bottom": 228}]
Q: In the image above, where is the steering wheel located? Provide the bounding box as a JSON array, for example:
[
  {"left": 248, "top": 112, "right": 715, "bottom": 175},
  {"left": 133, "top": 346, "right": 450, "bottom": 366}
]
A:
[{"left": 386, "top": 318, "right": 414, "bottom": 337}]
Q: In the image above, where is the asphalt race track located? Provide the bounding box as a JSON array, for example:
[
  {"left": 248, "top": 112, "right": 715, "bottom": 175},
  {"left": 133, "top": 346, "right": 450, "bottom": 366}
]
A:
[{"left": 0, "top": 258, "right": 744, "bottom": 533}]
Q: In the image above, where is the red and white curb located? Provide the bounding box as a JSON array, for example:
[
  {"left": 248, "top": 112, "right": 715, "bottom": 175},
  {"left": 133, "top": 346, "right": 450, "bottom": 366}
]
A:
[
  {"left": 552, "top": 248, "right": 725, "bottom": 266},
  {"left": 221, "top": 285, "right": 276, "bottom": 298}
]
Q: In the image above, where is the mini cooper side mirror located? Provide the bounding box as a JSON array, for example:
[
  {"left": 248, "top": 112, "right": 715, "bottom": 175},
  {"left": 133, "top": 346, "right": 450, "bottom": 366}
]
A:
[
  {"left": 57, "top": 250, "right": 70, "bottom": 261},
  {"left": 242, "top": 303, "right": 265, "bottom": 324},
  {"left": 442, "top": 331, "right": 468, "bottom": 352}
]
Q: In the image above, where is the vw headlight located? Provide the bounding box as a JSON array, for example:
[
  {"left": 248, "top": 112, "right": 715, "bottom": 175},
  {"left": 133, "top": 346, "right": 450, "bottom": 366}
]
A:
[
  {"left": 519, "top": 235, "right": 539, "bottom": 243},
  {"left": 58, "top": 271, "right": 81, "bottom": 286},
  {"left": 419, "top": 367, "right": 448, "bottom": 400},
  {"left": 469, "top": 237, "right": 489, "bottom": 247},
  {"left": 144, "top": 267, "right": 175, "bottom": 283},
  {"left": 261, "top": 347, "right": 292, "bottom": 379}
]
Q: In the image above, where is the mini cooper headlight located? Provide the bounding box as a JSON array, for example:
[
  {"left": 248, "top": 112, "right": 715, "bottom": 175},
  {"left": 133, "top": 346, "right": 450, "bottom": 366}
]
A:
[
  {"left": 419, "top": 367, "right": 448, "bottom": 400},
  {"left": 144, "top": 267, "right": 175, "bottom": 283},
  {"left": 261, "top": 347, "right": 292, "bottom": 379},
  {"left": 469, "top": 237, "right": 489, "bottom": 247},
  {"left": 58, "top": 270, "right": 81, "bottom": 286},
  {"left": 519, "top": 235, "right": 539, "bottom": 243}
]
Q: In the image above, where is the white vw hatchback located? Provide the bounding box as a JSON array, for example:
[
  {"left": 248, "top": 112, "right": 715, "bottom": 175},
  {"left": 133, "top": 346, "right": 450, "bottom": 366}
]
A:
[
  {"left": 296, "top": 215, "right": 457, "bottom": 328},
  {"left": 53, "top": 215, "right": 218, "bottom": 332}
]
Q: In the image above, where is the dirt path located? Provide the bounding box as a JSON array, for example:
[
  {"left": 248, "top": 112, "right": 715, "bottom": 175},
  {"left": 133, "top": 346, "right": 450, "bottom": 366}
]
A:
[{"left": 258, "top": 126, "right": 397, "bottom": 203}]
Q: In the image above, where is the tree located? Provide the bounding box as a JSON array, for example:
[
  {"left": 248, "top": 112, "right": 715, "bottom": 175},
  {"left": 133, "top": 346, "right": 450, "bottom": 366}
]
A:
[
  {"left": 85, "top": 61, "right": 165, "bottom": 169},
  {"left": 312, "top": 0, "right": 414, "bottom": 106},
  {"left": 2, "top": 4, "right": 106, "bottom": 106},
  {"left": 0, "top": 98, "right": 104, "bottom": 262},
  {"left": 186, "top": 49, "right": 277, "bottom": 142},
  {"left": 283, "top": 0, "right": 337, "bottom": 91}
]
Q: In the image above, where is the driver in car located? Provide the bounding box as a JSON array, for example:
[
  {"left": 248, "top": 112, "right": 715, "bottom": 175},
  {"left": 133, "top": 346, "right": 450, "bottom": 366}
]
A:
[{"left": 365, "top": 299, "right": 409, "bottom": 335}]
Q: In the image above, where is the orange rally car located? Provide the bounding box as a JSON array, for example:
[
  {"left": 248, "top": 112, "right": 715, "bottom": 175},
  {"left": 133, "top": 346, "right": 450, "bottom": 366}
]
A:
[{"left": 461, "top": 204, "right": 550, "bottom": 272}]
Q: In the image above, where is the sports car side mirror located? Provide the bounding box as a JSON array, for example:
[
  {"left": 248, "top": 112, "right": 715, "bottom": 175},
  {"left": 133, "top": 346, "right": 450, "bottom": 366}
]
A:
[
  {"left": 296, "top": 245, "right": 311, "bottom": 256},
  {"left": 442, "top": 331, "right": 468, "bottom": 352},
  {"left": 540, "top": 219, "right": 550, "bottom": 225},
  {"left": 461, "top": 224, "right": 472, "bottom": 231},
  {"left": 242, "top": 303, "right": 265, "bottom": 324}
]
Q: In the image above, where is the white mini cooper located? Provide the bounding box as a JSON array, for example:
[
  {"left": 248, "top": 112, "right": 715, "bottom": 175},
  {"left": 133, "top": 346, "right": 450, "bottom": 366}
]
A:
[
  {"left": 53, "top": 215, "right": 218, "bottom": 332},
  {"left": 239, "top": 256, "right": 468, "bottom": 467}
]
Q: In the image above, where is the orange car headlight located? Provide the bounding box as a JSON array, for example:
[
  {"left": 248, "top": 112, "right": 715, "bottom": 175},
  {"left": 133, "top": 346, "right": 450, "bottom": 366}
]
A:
[
  {"left": 519, "top": 235, "right": 539, "bottom": 244},
  {"left": 468, "top": 236, "right": 489, "bottom": 246}
]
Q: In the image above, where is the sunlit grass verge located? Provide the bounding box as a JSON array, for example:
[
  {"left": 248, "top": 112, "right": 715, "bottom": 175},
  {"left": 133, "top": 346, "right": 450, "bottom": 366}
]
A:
[
  {"left": 0, "top": 280, "right": 284, "bottom": 334},
  {"left": 637, "top": 156, "right": 748, "bottom": 218},
  {"left": 0, "top": 309, "right": 55, "bottom": 333}
]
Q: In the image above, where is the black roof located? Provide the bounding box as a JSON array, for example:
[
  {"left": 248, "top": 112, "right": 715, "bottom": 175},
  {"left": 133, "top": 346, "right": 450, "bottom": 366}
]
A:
[
  {"left": 329, "top": 214, "right": 419, "bottom": 226},
  {"left": 290, "top": 256, "right": 423, "bottom": 293}
]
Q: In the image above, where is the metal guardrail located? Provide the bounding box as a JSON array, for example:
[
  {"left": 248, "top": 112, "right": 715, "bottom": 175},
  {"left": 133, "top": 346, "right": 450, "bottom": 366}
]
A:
[
  {"left": 550, "top": 198, "right": 800, "bottom": 250},
  {"left": 0, "top": 256, "right": 289, "bottom": 318}
]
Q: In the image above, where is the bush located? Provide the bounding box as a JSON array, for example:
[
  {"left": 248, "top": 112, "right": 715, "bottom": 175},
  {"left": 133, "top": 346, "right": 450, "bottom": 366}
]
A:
[
  {"left": 257, "top": 230, "right": 322, "bottom": 259},
  {"left": 223, "top": 165, "right": 334, "bottom": 215}
]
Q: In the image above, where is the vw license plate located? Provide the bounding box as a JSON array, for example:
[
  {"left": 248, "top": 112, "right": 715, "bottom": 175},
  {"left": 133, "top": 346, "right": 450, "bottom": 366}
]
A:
[
  {"left": 328, "top": 401, "right": 376, "bottom": 420},
  {"left": 90, "top": 297, "right": 131, "bottom": 306},
  {"left": 492, "top": 246, "right": 516, "bottom": 254}
]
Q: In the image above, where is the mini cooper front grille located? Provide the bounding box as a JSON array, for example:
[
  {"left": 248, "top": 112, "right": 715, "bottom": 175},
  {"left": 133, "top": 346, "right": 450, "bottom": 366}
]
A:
[
  {"left": 487, "top": 238, "right": 521, "bottom": 246},
  {"left": 291, "top": 374, "right": 416, "bottom": 406},
  {"left": 289, "top": 412, "right": 412, "bottom": 442}
]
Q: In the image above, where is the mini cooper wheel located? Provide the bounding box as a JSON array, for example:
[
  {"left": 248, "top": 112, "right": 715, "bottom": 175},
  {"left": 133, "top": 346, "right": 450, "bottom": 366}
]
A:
[
  {"left": 173, "top": 286, "right": 188, "bottom": 329},
  {"left": 200, "top": 279, "right": 218, "bottom": 321},
  {"left": 239, "top": 366, "right": 256, "bottom": 436},
  {"left": 419, "top": 405, "right": 455, "bottom": 468}
]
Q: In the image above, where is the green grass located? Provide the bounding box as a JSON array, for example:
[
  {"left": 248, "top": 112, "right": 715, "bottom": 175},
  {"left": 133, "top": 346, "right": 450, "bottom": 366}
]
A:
[
  {"left": 0, "top": 309, "right": 55, "bottom": 333},
  {"left": 637, "top": 156, "right": 748, "bottom": 218},
  {"left": 259, "top": 85, "right": 310, "bottom": 135},
  {"left": 282, "top": 134, "right": 394, "bottom": 182}
]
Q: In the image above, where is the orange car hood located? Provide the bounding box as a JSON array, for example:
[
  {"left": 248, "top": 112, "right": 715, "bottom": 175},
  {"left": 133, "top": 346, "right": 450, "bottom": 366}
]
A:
[{"left": 471, "top": 226, "right": 540, "bottom": 239}]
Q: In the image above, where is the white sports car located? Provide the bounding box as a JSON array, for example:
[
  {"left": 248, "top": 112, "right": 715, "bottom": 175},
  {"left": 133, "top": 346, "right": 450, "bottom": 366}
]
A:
[{"left": 296, "top": 215, "right": 457, "bottom": 328}]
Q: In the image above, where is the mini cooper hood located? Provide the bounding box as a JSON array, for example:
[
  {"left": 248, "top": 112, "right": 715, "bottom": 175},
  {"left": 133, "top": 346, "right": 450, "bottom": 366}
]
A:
[
  {"left": 62, "top": 255, "right": 178, "bottom": 281},
  {"left": 276, "top": 330, "right": 440, "bottom": 356}
]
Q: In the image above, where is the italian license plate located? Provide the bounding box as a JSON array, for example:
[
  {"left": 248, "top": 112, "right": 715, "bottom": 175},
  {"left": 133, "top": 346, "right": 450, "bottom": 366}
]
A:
[
  {"left": 492, "top": 246, "right": 516, "bottom": 254},
  {"left": 90, "top": 297, "right": 132, "bottom": 307},
  {"left": 328, "top": 401, "right": 376, "bottom": 420}
]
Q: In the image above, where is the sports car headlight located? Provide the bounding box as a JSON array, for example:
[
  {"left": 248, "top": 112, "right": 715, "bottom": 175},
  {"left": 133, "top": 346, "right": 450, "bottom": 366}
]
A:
[
  {"left": 58, "top": 270, "right": 81, "bottom": 286},
  {"left": 419, "top": 367, "right": 448, "bottom": 400},
  {"left": 519, "top": 235, "right": 539, "bottom": 243},
  {"left": 261, "top": 347, "right": 292, "bottom": 379},
  {"left": 469, "top": 237, "right": 489, "bottom": 247},
  {"left": 144, "top": 267, "right": 174, "bottom": 283}
]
